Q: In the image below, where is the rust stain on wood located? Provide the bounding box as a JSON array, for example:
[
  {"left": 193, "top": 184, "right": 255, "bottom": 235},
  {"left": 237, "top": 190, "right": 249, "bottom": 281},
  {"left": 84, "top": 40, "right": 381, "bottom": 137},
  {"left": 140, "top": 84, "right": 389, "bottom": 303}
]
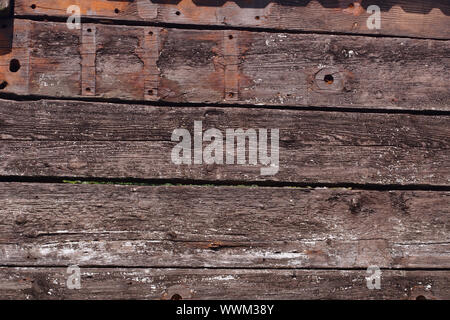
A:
[
  {"left": 81, "top": 24, "right": 96, "bottom": 96},
  {"left": 139, "top": 27, "right": 160, "bottom": 101},
  {"left": 223, "top": 30, "right": 240, "bottom": 101},
  {"left": 1, "top": 20, "right": 449, "bottom": 110},
  {"left": 0, "top": 0, "right": 449, "bottom": 301}
]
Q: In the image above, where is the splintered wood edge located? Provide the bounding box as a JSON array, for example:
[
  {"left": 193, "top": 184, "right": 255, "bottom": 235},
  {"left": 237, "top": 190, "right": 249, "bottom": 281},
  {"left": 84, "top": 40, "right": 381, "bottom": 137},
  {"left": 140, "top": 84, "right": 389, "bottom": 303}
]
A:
[{"left": 12, "top": 0, "right": 450, "bottom": 39}]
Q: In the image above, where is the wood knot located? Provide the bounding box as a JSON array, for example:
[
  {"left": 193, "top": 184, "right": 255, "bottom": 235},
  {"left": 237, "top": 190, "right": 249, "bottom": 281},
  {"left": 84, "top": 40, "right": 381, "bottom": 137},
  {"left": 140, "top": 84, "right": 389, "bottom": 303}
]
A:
[
  {"left": 161, "top": 285, "right": 193, "bottom": 300},
  {"left": 349, "top": 197, "right": 361, "bottom": 214},
  {"left": 314, "top": 67, "right": 345, "bottom": 92},
  {"left": 15, "top": 215, "right": 27, "bottom": 225}
]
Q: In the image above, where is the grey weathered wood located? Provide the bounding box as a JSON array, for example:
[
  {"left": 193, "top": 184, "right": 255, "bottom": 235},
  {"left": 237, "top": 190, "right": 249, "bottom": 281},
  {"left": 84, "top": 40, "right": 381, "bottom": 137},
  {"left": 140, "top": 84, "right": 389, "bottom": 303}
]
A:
[
  {"left": 0, "top": 267, "right": 448, "bottom": 300},
  {"left": 0, "top": 99, "right": 448, "bottom": 186},
  {"left": 14, "top": 0, "right": 450, "bottom": 39},
  {"left": 0, "top": 183, "right": 448, "bottom": 268},
  {"left": 1, "top": 20, "right": 449, "bottom": 110}
]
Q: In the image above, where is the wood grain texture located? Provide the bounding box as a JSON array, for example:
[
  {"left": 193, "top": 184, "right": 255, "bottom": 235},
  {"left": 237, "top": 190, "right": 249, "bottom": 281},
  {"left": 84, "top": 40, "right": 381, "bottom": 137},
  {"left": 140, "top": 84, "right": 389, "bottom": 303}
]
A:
[
  {"left": 0, "top": 99, "right": 449, "bottom": 185},
  {"left": 14, "top": 0, "right": 450, "bottom": 39},
  {"left": 0, "top": 183, "right": 448, "bottom": 268},
  {"left": 0, "top": 268, "right": 449, "bottom": 300},
  {"left": 1, "top": 20, "right": 449, "bottom": 110}
]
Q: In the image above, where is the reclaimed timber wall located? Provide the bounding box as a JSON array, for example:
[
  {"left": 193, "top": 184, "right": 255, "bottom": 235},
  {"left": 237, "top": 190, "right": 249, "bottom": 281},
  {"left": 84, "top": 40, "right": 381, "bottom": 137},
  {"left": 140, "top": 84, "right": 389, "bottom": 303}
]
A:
[{"left": 0, "top": 0, "right": 449, "bottom": 300}]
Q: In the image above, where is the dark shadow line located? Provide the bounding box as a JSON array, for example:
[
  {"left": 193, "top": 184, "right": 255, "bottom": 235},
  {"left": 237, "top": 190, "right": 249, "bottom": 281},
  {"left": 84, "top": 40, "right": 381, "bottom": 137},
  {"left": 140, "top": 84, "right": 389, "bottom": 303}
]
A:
[
  {"left": 0, "top": 264, "right": 449, "bottom": 271},
  {"left": 1, "top": 93, "right": 449, "bottom": 116},
  {"left": 0, "top": 176, "right": 449, "bottom": 191}
]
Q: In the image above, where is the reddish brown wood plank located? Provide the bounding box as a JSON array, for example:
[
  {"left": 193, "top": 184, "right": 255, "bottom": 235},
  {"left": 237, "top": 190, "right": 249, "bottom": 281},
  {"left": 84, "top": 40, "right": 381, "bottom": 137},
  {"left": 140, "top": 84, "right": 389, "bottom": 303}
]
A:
[
  {"left": 0, "top": 267, "right": 448, "bottom": 300},
  {"left": 0, "top": 99, "right": 449, "bottom": 185},
  {"left": 0, "top": 183, "right": 448, "bottom": 268},
  {"left": 1, "top": 20, "right": 449, "bottom": 110},
  {"left": 14, "top": 0, "right": 450, "bottom": 39}
]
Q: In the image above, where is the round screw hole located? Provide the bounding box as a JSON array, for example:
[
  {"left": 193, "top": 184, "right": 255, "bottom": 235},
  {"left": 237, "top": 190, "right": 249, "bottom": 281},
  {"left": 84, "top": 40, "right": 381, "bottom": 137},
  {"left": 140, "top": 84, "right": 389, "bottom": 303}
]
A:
[
  {"left": 87, "top": 28, "right": 92, "bottom": 33},
  {"left": 255, "top": 16, "right": 260, "bottom": 20},
  {"left": 85, "top": 87, "right": 91, "bottom": 93},
  {"left": 0, "top": 81, "right": 8, "bottom": 90},
  {"left": 416, "top": 295, "right": 427, "bottom": 300},
  {"left": 148, "top": 31, "right": 153, "bottom": 36},
  {"left": 324, "top": 74, "right": 334, "bottom": 84},
  {"left": 175, "top": 11, "right": 181, "bottom": 16},
  {"left": 148, "top": 89, "right": 154, "bottom": 95},
  {"left": 228, "top": 35, "right": 234, "bottom": 40},
  {"left": 171, "top": 294, "right": 182, "bottom": 300},
  {"left": 31, "top": 4, "right": 36, "bottom": 9},
  {"left": 9, "top": 59, "right": 21, "bottom": 73},
  {"left": 114, "top": 8, "right": 120, "bottom": 14}
]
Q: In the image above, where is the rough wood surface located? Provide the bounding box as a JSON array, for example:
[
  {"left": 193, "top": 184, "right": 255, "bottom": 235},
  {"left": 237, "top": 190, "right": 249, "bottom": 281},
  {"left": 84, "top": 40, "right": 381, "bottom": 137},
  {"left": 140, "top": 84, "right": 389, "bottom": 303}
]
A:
[
  {"left": 0, "top": 267, "right": 448, "bottom": 300},
  {"left": 1, "top": 4, "right": 449, "bottom": 301},
  {"left": 0, "top": 99, "right": 448, "bottom": 185},
  {"left": 0, "top": 183, "right": 448, "bottom": 268},
  {"left": 14, "top": 0, "right": 450, "bottom": 39},
  {"left": 1, "top": 20, "right": 449, "bottom": 110}
]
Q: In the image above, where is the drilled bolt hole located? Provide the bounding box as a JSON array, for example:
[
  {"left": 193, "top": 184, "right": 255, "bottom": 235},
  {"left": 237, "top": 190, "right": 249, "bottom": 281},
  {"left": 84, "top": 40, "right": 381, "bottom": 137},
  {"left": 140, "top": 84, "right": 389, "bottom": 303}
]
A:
[
  {"left": 255, "top": 16, "right": 260, "bottom": 20},
  {"left": 148, "top": 31, "right": 153, "bottom": 36},
  {"left": 85, "top": 87, "right": 91, "bottom": 93},
  {"left": 87, "top": 28, "right": 92, "bottom": 33},
  {"left": 175, "top": 11, "right": 181, "bottom": 16},
  {"left": 148, "top": 89, "right": 154, "bottom": 95},
  {"left": 31, "top": 4, "right": 36, "bottom": 9},
  {"left": 114, "top": 8, "right": 120, "bottom": 14},
  {"left": 9, "top": 59, "right": 21, "bottom": 73},
  {"left": 324, "top": 74, "right": 334, "bottom": 84},
  {"left": 228, "top": 35, "right": 234, "bottom": 40},
  {"left": 171, "top": 294, "right": 182, "bottom": 300},
  {"left": 0, "top": 81, "right": 8, "bottom": 90}
]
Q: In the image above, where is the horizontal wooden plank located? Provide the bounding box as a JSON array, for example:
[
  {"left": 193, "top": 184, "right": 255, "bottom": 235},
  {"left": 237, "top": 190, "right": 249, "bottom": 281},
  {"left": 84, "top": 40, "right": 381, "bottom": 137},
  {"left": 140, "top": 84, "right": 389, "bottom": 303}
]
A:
[
  {"left": 1, "top": 183, "right": 448, "bottom": 268},
  {"left": 1, "top": 20, "right": 449, "bottom": 110},
  {"left": 0, "top": 99, "right": 448, "bottom": 185},
  {"left": 0, "top": 267, "right": 448, "bottom": 300},
  {"left": 14, "top": 0, "right": 450, "bottom": 39}
]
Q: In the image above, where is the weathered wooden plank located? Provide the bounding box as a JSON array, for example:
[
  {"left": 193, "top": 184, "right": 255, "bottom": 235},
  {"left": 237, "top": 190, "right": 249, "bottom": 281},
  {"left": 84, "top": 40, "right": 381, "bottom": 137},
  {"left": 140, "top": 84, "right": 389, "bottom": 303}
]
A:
[
  {"left": 14, "top": 0, "right": 450, "bottom": 39},
  {"left": 0, "top": 267, "right": 448, "bottom": 300},
  {"left": 0, "top": 183, "right": 448, "bottom": 268},
  {"left": 1, "top": 20, "right": 449, "bottom": 110},
  {"left": 0, "top": 99, "right": 448, "bottom": 185}
]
